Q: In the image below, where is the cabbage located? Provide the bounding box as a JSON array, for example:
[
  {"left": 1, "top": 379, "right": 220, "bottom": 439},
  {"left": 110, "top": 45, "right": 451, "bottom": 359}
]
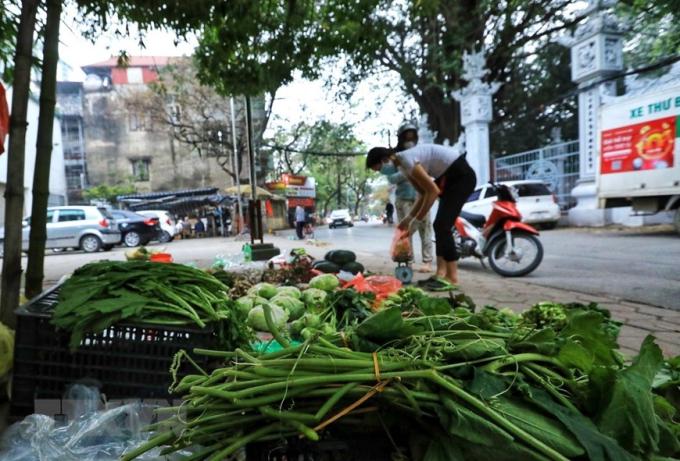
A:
[
  {"left": 276, "top": 286, "right": 302, "bottom": 299},
  {"left": 248, "top": 295, "right": 269, "bottom": 306},
  {"left": 247, "top": 303, "right": 289, "bottom": 332},
  {"left": 248, "top": 282, "right": 278, "bottom": 299},
  {"left": 309, "top": 274, "right": 339, "bottom": 292},
  {"left": 235, "top": 297, "right": 254, "bottom": 316},
  {"left": 270, "top": 295, "right": 306, "bottom": 320},
  {"left": 302, "top": 288, "right": 327, "bottom": 310}
]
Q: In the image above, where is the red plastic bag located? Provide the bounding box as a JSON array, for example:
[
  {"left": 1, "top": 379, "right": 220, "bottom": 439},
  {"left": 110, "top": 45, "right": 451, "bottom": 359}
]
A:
[
  {"left": 390, "top": 228, "right": 413, "bottom": 262},
  {"left": 344, "top": 273, "right": 402, "bottom": 307}
]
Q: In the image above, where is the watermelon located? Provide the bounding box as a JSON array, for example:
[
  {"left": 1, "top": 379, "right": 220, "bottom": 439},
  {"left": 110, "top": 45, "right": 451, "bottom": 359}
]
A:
[{"left": 324, "top": 249, "right": 356, "bottom": 265}]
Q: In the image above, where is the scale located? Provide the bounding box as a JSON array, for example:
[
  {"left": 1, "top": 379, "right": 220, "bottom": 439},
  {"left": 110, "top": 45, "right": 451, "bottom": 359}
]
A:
[{"left": 393, "top": 255, "right": 413, "bottom": 284}]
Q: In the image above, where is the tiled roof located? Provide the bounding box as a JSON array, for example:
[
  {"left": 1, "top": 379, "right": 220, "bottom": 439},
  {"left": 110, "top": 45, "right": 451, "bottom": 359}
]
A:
[{"left": 82, "top": 56, "right": 178, "bottom": 69}]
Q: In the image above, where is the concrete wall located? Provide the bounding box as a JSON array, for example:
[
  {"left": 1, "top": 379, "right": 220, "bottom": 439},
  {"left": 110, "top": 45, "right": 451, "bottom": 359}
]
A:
[
  {"left": 82, "top": 84, "right": 263, "bottom": 194},
  {"left": 0, "top": 85, "right": 67, "bottom": 224}
]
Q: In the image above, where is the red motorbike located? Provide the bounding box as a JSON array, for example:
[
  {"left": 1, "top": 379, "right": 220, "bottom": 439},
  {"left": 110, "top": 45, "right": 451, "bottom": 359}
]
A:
[{"left": 455, "top": 184, "right": 543, "bottom": 276}]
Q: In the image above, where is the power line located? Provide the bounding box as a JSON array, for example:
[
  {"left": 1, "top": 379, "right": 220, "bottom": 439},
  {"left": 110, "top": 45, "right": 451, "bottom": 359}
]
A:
[
  {"left": 262, "top": 144, "right": 365, "bottom": 157},
  {"left": 491, "top": 53, "right": 680, "bottom": 134}
]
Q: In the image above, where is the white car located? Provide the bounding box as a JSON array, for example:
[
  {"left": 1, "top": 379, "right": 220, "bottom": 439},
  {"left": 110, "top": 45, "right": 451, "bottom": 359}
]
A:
[
  {"left": 463, "top": 180, "right": 561, "bottom": 228},
  {"left": 137, "top": 210, "right": 176, "bottom": 242},
  {"left": 0, "top": 206, "right": 121, "bottom": 255},
  {"left": 328, "top": 209, "right": 354, "bottom": 228}
]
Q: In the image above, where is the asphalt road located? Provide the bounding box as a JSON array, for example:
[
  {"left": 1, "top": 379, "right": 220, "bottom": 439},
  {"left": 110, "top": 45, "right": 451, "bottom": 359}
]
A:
[
  {"left": 285, "top": 222, "right": 680, "bottom": 311},
  {"left": 10, "top": 221, "right": 679, "bottom": 311}
]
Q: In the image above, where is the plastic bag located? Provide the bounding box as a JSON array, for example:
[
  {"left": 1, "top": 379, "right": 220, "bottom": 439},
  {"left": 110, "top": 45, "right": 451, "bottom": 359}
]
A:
[
  {"left": 390, "top": 228, "right": 413, "bottom": 262},
  {"left": 344, "top": 274, "right": 402, "bottom": 305},
  {"left": 0, "top": 385, "right": 191, "bottom": 461}
]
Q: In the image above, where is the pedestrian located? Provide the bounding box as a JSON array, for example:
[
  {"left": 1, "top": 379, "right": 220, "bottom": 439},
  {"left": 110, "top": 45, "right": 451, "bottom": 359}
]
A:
[
  {"left": 385, "top": 202, "right": 395, "bottom": 225},
  {"left": 379, "top": 123, "right": 434, "bottom": 272},
  {"left": 366, "top": 143, "right": 476, "bottom": 288},
  {"left": 175, "top": 217, "right": 185, "bottom": 240},
  {"left": 294, "top": 205, "right": 306, "bottom": 240}
]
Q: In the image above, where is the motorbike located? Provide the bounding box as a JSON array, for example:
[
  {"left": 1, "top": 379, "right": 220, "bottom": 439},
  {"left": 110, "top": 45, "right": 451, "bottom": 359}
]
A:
[{"left": 455, "top": 184, "right": 543, "bottom": 277}]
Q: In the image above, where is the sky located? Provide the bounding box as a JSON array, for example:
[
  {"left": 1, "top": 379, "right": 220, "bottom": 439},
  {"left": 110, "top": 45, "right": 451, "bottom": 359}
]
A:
[{"left": 58, "top": 7, "right": 418, "bottom": 148}]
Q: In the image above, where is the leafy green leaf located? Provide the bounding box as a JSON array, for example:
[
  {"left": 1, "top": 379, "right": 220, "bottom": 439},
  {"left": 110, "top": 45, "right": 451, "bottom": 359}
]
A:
[{"left": 595, "top": 335, "right": 664, "bottom": 456}]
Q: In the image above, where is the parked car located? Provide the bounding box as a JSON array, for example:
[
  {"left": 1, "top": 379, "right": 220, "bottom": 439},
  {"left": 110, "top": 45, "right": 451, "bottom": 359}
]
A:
[
  {"left": 463, "top": 180, "right": 561, "bottom": 228},
  {"left": 110, "top": 210, "right": 162, "bottom": 247},
  {"left": 328, "top": 209, "right": 354, "bottom": 229},
  {"left": 137, "top": 210, "right": 176, "bottom": 243},
  {"left": 0, "top": 206, "right": 121, "bottom": 255}
]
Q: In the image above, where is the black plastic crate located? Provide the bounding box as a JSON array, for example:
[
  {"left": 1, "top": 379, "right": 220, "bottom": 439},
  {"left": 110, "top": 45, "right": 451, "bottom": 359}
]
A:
[{"left": 10, "top": 284, "right": 220, "bottom": 418}]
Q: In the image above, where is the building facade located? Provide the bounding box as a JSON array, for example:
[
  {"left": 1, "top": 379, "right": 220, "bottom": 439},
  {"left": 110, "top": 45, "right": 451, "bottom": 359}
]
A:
[
  {"left": 56, "top": 81, "right": 88, "bottom": 204},
  {"left": 77, "top": 56, "right": 267, "bottom": 195}
]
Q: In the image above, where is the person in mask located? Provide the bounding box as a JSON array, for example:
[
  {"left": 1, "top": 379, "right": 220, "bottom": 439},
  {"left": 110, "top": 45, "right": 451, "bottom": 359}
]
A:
[
  {"left": 379, "top": 123, "right": 433, "bottom": 271},
  {"left": 366, "top": 142, "right": 476, "bottom": 288}
]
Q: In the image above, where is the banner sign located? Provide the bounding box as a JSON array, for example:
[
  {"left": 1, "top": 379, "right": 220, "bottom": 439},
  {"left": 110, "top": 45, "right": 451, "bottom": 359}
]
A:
[{"left": 601, "top": 116, "right": 677, "bottom": 174}]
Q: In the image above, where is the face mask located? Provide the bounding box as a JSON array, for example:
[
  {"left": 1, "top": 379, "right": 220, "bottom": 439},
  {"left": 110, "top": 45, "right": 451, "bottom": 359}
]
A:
[
  {"left": 380, "top": 163, "right": 397, "bottom": 175},
  {"left": 402, "top": 141, "right": 416, "bottom": 149}
]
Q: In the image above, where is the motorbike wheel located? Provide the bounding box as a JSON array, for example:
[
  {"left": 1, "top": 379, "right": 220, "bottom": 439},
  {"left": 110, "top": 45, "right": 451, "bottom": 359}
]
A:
[{"left": 487, "top": 231, "right": 543, "bottom": 277}]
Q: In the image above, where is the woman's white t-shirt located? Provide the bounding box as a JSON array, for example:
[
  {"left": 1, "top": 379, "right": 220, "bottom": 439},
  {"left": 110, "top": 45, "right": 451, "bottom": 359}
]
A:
[{"left": 395, "top": 144, "right": 463, "bottom": 179}]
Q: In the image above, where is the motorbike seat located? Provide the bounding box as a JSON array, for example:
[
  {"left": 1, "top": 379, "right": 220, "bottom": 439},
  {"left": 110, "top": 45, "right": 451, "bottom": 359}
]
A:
[{"left": 460, "top": 211, "right": 486, "bottom": 228}]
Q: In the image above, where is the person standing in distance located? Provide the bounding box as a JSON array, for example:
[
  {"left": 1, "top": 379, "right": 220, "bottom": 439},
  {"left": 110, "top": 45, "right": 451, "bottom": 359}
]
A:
[
  {"left": 379, "top": 123, "right": 434, "bottom": 272},
  {"left": 294, "top": 205, "right": 306, "bottom": 240},
  {"left": 366, "top": 143, "right": 476, "bottom": 288}
]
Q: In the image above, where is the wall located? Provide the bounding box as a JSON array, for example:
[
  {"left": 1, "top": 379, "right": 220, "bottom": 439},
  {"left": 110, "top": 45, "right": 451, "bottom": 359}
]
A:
[
  {"left": 0, "top": 85, "right": 67, "bottom": 224},
  {"left": 82, "top": 84, "right": 258, "bottom": 193}
]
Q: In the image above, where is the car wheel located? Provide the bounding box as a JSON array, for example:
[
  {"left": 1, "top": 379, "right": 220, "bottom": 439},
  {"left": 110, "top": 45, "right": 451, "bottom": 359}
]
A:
[
  {"left": 80, "top": 235, "right": 102, "bottom": 253},
  {"left": 349, "top": 223, "right": 354, "bottom": 227},
  {"left": 159, "top": 231, "right": 172, "bottom": 243},
  {"left": 541, "top": 221, "right": 557, "bottom": 230},
  {"left": 124, "top": 231, "right": 142, "bottom": 247},
  {"left": 102, "top": 244, "right": 114, "bottom": 251},
  {"left": 674, "top": 209, "right": 680, "bottom": 236}
]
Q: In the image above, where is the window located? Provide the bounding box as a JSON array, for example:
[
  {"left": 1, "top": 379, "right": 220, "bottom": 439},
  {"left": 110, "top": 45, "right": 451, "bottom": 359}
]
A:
[
  {"left": 466, "top": 189, "right": 482, "bottom": 202},
  {"left": 515, "top": 183, "right": 551, "bottom": 197},
  {"left": 129, "top": 112, "right": 152, "bottom": 131},
  {"left": 131, "top": 158, "right": 150, "bottom": 182},
  {"left": 484, "top": 187, "right": 498, "bottom": 199},
  {"left": 58, "top": 209, "right": 86, "bottom": 222}
]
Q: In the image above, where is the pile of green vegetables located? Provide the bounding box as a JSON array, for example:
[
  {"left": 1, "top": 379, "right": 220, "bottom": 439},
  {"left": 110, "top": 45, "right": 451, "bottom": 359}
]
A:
[
  {"left": 123, "top": 285, "right": 680, "bottom": 461},
  {"left": 52, "top": 261, "right": 252, "bottom": 350}
]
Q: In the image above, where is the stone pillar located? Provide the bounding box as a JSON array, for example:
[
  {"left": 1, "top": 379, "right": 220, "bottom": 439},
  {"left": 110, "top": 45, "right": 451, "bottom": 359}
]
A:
[
  {"left": 558, "top": 0, "right": 624, "bottom": 226},
  {"left": 452, "top": 51, "right": 500, "bottom": 185}
]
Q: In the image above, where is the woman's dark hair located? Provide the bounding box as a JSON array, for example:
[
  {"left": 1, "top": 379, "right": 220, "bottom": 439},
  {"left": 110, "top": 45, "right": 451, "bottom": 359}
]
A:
[{"left": 365, "top": 147, "right": 393, "bottom": 169}]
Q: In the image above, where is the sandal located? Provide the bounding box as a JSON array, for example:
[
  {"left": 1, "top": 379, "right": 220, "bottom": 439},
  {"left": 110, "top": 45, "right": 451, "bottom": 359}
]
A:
[
  {"left": 421, "top": 277, "right": 457, "bottom": 292},
  {"left": 416, "top": 276, "right": 438, "bottom": 287}
]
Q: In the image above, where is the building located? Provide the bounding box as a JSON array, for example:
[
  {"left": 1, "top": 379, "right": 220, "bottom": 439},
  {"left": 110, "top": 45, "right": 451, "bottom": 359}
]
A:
[
  {"left": 77, "top": 56, "right": 267, "bottom": 196},
  {"left": 0, "top": 83, "right": 67, "bottom": 224},
  {"left": 56, "top": 81, "right": 88, "bottom": 204}
]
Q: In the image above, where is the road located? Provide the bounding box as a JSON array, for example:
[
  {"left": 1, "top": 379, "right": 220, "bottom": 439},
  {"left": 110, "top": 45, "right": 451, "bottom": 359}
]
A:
[
  {"left": 284, "top": 222, "right": 680, "bottom": 311},
  {"left": 11, "top": 222, "right": 680, "bottom": 311}
]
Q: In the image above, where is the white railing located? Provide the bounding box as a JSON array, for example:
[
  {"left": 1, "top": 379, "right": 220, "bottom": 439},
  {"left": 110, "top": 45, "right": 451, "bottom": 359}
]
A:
[{"left": 493, "top": 140, "right": 579, "bottom": 210}]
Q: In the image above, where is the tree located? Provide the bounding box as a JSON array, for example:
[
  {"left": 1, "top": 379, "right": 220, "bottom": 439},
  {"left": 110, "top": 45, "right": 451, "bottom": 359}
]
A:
[
  {"left": 121, "top": 58, "right": 268, "bottom": 182},
  {"left": 25, "top": 0, "right": 62, "bottom": 299},
  {"left": 346, "top": 156, "right": 375, "bottom": 216},
  {"left": 194, "top": 0, "right": 581, "bottom": 145},
  {"left": 0, "top": 0, "right": 39, "bottom": 328},
  {"left": 82, "top": 183, "right": 137, "bottom": 205}
]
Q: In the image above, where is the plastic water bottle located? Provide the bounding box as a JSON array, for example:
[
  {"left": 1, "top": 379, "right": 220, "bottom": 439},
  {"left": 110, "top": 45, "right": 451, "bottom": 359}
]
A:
[{"left": 242, "top": 243, "right": 252, "bottom": 262}]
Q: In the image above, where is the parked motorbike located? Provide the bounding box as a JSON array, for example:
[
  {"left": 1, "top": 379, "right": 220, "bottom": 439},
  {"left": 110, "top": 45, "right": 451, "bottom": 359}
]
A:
[{"left": 455, "top": 184, "right": 543, "bottom": 277}]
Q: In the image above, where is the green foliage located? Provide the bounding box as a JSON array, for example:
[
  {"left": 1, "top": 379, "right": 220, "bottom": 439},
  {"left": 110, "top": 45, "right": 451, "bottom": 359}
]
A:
[{"left": 82, "top": 183, "right": 136, "bottom": 205}]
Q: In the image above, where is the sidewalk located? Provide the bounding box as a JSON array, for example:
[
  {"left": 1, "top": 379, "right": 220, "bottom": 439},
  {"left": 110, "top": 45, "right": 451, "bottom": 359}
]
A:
[{"left": 285, "top": 235, "right": 680, "bottom": 358}]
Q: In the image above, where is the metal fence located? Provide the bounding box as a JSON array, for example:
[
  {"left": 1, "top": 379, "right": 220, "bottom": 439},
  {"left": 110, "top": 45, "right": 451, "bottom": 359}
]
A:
[{"left": 493, "top": 140, "right": 580, "bottom": 210}]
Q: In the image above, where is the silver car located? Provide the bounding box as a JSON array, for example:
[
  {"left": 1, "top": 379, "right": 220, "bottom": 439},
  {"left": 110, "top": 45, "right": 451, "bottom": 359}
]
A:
[{"left": 0, "top": 206, "right": 122, "bottom": 255}]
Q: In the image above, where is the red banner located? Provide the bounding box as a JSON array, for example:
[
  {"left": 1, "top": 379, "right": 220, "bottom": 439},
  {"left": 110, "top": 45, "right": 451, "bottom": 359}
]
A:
[
  {"left": 0, "top": 83, "right": 9, "bottom": 155},
  {"left": 601, "top": 116, "right": 676, "bottom": 174},
  {"left": 288, "top": 197, "right": 314, "bottom": 208}
]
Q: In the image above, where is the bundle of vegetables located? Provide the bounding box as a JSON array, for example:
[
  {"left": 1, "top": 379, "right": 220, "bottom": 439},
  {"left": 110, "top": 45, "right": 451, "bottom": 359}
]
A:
[
  {"left": 123, "top": 292, "right": 680, "bottom": 461},
  {"left": 52, "top": 261, "right": 253, "bottom": 350}
]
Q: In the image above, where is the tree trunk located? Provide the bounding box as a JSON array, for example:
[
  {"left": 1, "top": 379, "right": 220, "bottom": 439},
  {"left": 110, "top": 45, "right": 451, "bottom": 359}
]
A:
[
  {"left": 25, "top": 0, "right": 62, "bottom": 299},
  {"left": 413, "top": 87, "right": 461, "bottom": 144},
  {"left": 0, "top": 0, "right": 39, "bottom": 328}
]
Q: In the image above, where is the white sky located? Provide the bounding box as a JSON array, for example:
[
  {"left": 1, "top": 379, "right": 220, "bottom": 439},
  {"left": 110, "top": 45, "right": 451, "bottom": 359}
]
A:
[{"left": 58, "top": 8, "right": 417, "bottom": 148}]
